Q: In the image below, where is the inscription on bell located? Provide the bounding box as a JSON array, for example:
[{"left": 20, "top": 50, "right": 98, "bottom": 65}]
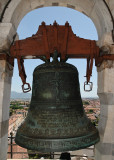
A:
[{"left": 15, "top": 54, "right": 100, "bottom": 152}]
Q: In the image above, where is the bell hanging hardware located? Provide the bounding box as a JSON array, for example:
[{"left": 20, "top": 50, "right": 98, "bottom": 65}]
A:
[
  {"left": 17, "top": 57, "right": 31, "bottom": 93},
  {"left": 84, "top": 57, "right": 93, "bottom": 92},
  {"left": 0, "top": 21, "right": 113, "bottom": 92}
]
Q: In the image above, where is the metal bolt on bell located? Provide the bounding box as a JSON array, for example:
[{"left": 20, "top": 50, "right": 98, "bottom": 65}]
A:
[{"left": 15, "top": 51, "right": 100, "bottom": 152}]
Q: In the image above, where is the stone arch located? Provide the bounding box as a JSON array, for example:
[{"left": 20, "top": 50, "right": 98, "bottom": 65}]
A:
[
  {"left": 1, "top": 0, "right": 113, "bottom": 47},
  {"left": 0, "top": 1, "right": 114, "bottom": 160}
]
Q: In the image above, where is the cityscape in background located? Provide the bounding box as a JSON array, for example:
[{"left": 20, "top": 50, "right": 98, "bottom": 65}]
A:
[{"left": 8, "top": 93, "right": 100, "bottom": 159}]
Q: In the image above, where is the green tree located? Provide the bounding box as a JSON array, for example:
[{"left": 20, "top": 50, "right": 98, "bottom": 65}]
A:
[
  {"left": 10, "top": 104, "right": 23, "bottom": 110},
  {"left": 89, "top": 109, "right": 93, "bottom": 113},
  {"left": 83, "top": 101, "right": 89, "bottom": 105}
]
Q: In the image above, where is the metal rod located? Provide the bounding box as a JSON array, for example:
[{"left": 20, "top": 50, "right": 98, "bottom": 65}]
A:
[{"left": 10, "top": 132, "right": 13, "bottom": 159}]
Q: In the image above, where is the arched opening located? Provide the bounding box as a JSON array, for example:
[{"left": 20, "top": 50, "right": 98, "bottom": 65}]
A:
[
  {"left": 9, "top": 6, "right": 100, "bottom": 159},
  {"left": 12, "top": 6, "right": 98, "bottom": 97},
  {"left": 1, "top": 0, "right": 113, "bottom": 48},
  {"left": 0, "top": 1, "right": 113, "bottom": 160}
]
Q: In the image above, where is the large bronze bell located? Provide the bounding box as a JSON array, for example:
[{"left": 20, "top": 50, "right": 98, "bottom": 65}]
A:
[{"left": 15, "top": 51, "right": 100, "bottom": 152}]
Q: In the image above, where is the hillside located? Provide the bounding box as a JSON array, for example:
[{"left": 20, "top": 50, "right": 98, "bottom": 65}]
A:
[{"left": 11, "top": 91, "right": 31, "bottom": 99}]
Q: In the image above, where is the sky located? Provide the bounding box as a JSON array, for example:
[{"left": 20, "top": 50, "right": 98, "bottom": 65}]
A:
[{"left": 11, "top": 6, "right": 98, "bottom": 98}]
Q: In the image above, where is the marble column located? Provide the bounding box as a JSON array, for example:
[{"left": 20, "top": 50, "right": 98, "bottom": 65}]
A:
[
  {"left": 0, "top": 60, "right": 13, "bottom": 160},
  {"left": 95, "top": 62, "right": 114, "bottom": 160}
]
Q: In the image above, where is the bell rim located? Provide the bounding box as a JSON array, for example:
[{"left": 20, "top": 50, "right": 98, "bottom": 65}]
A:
[{"left": 15, "top": 130, "right": 100, "bottom": 152}]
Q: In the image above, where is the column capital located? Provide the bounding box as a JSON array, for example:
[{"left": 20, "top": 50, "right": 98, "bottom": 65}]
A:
[{"left": 0, "top": 23, "right": 17, "bottom": 51}]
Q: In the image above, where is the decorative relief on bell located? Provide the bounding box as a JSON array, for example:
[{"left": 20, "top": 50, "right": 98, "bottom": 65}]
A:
[{"left": 15, "top": 51, "right": 100, "bottom": 152}]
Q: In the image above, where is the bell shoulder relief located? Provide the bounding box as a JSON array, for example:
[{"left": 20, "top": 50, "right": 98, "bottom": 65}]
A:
[{"left": 15, "top": 51, "right": 100, "bottom": 152}]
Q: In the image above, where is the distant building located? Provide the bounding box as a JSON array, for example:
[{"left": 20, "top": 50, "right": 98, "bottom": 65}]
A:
[{"left": 8, "top": 109, "right": 28, "bottom": 137}]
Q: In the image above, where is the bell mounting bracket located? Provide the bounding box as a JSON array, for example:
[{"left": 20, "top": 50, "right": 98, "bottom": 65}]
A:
[{"left": 2, "top": 21, "right": 114, "bottom": 92}]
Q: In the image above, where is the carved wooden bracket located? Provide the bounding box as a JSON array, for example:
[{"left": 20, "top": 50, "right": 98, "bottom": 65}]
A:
[{"left": 1, "top": 21, "right": 114, "bottom": 92}]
